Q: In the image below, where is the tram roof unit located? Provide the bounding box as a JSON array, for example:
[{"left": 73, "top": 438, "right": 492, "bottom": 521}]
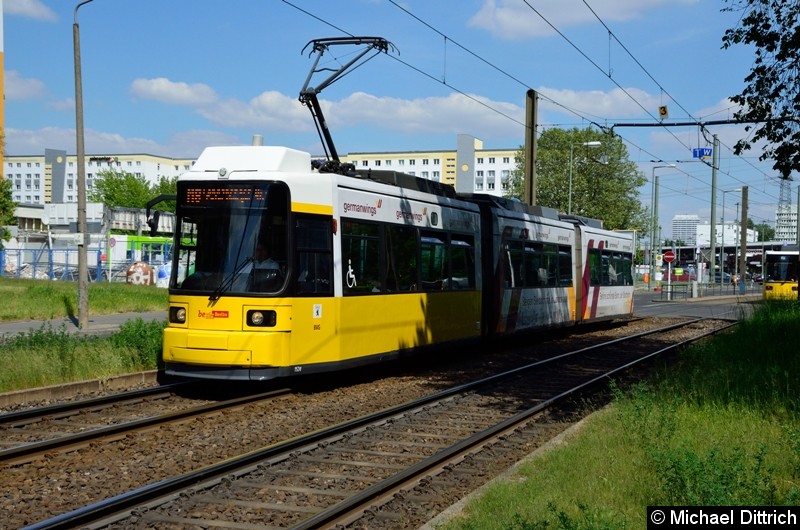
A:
[{"left": 185, "top": 146, "right": 312, "bottom": 178}]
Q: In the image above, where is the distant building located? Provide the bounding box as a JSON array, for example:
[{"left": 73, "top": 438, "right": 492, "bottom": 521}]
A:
[
  {"left": 4, "top": 153, "right": 195, "bottom": 206},
  {"left": 671, "top": 214, "right": 700, "bottom": 246},
  {"left": 3, "top": 136, "right": 518, "bottom": 241},
  {"left": 696, "top": 222, "right": 758, "bottom": 247},
  {"left": 775, "top": 204, "right": 798, "bottom": 242}
]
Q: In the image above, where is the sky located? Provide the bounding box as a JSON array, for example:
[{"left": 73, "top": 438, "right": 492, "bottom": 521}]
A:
[{"left": 2, "top": 0, "right": 787, "bottom": 238}]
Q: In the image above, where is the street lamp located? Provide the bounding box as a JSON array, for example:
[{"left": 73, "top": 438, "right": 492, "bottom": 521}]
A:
[
  {"left": 720, "top": 188, "right": 741, "bottom": 283},
  {"left": 649, "top": 164, "right": 676, "bottom": 291},
  {"left": 74, "top": 0, "right": 95, "bottom": 329},
  {"left": 568, "top": 140, "right": 601, "bottom": 215}
]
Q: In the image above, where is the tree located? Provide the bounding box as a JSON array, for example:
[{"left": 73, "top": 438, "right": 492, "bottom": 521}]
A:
[
  {"left": 89, "top": 169, "right": 170, "bottom": 210},
  {"left": 504, "top": 127, "right": 648, "bottom": 231},
  {"left": 748, "top": 218, "right": 775, "bottom": 241},
  {"left": 0, "top": 178, "right": 16, "bottom": 246},
  {"left": 152, "top": 176, "right": 178, "bottom": 213},
  {"left": 722, "top": 0, "right": 800, "bottom": 178}
]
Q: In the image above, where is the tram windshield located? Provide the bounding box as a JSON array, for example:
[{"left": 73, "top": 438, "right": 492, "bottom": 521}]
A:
[
  {"left": 170, "top": 181, "right": 289, "bottom": 296},
  {"left": 765, "top": 253, "right": 798, "bottom": 282}
]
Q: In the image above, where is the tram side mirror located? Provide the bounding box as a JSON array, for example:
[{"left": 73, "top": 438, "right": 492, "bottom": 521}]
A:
[
  {"left": 145, "top": 193, "right": 176, "bottom": 237},
  {"left": 147, "top": 211, "right": 161, "bottom": 237}
]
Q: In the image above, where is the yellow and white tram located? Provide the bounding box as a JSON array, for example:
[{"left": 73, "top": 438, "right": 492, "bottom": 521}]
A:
[
  {"left": 763, "top": 248, "right": 799, "bottom": 301},
  {"left": 157, "top": 146, "right": 634, "bottom": 381}
]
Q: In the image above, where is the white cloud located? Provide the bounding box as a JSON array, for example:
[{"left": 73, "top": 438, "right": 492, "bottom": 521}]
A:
[
  {"left": 331, "top": 92, "right": 524, "bottom": 137},
  {"left": 197, "top": 91, "right": 310, "bottom": 131},
  {"left": 5, "top": 126, "right": 238, "bottom": 158},
  {"left": 539, "top": 86, "right": 661, "bottom": 119},
  {"left": 130, "top": 78, "right": 218, "bottom": 106},
  {"left": 4, "top": 0, "right": 57, "bottom": 21},
  {"left": 5, "top": 70, "right": 46, "bottom": 100},
  {"left": 468, "top": 0, "right": 698, "bottom": 40}
]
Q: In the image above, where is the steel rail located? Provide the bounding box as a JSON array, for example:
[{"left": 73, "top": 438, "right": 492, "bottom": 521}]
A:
[
  {"left": 0, "top": 381, "right": 196, "bottom": 425},
  {"left": 1, "top": 387, "right": 292, "bottom": 465},
  {"left": 24, "top": 319, "right": 735, "bottom": 530}
]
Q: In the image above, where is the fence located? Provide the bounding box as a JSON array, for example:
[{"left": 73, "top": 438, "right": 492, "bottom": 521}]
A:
[{"left": 0, "top": 247, "right": 165, "bottom": 283}]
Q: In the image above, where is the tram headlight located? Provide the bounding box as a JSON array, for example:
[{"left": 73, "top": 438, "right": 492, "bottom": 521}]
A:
[
  {"left": 169, "top": 306, "right": 187, "bottom": 324},
  {"left": 247, "top": 310, "right": 276, "bottom": 327}
]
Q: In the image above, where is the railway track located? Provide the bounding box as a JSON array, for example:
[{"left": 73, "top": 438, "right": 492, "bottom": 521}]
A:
[
  {"left": 0, "top": 382, "right": 292, "bottom": 465},
  {"left": 24, "top": 317, "right": 735, "bottom": 530}
]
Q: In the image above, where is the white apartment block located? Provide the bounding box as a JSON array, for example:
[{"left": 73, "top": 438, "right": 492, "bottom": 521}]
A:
[
  {"left": 695, "top": 222, "right": 758, "bottom": 247},
  {"left": 5, "top": 136, "right": 518, "bottom": 209},
  {"left": 4, "top": 152, "right": 194, "bottom": 206},
  {"left": 671, "top": 214, "right": 700, "bottom": 246},
  {"left": 775, "top": 204, "right": 798, "bottom": 242}
]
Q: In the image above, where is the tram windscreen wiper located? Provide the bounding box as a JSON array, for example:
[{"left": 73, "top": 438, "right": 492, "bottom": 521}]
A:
[{"left": 208, "top": 257, "right": 253, "bottom": 302}]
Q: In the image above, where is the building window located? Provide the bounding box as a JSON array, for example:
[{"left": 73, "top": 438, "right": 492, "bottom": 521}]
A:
[
  {"left": 422, "top": 159, "right": 429, "bottom": 165},
  {"left": 477, "top": 170, "right": 484, "bottom": 177},
  {"left": 127, "top": 161, "right": 133, "bottom": 166},
  {"left": 489, "top": 157, "right": 495, "bottom": 164},
  {"left": 136, "top": 161, "right": 141, "bottom": 166},
  {"left": 434, "top": 158, "right": 440, "bottom": 164},
  {"left": 409, "top": 159, "right": 416, "bottom": 166},
  {"left": 422, "top": 171, "right": 429, "bottom": 178},
  {"left": 375, "top": 160, "right": 381, "bottom": 166},
  {"left": 398, "top": 160, "right": 405, "bottom": 166},
  {"left": 503, "top": 157, "right": 510, "bottom": 163},
  {"left": 433, "top": 171, "right": 440, "bottom": 178},
  {"left": 362, "top": 160, "right": 368, "bottom": 166},
  {"left": 477, "top": 158, "right": 484, "bottom": 164},
  {"left": 488, "top": 170, "right": 495, "bottom": 177},
  {"left": 385, "top": 160, "right": 392, "bottom": 166}
]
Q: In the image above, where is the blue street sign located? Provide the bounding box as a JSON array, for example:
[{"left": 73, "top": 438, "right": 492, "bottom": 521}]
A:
[{"left": 692, "top": 147, "right": 713, "bottom": 159}]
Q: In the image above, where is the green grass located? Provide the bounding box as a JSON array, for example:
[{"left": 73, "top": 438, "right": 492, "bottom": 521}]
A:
[
  {"left": 0, "top": 318, "right": 166, "bottom": 392},
  {"left": 0, "top": 276, "right": 167, "bottom": 321},
  {"left": 438, "top": 301, "right": 800, "bottom": 530}
]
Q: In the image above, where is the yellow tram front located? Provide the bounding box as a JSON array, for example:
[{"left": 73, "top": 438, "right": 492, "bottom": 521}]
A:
[
  {"left": 763, "top": 249, "right": 799, "bottom": 301},
  {"left": 160, "top": 146, "right": 484, "bottom": 381},
  {"left": 161, "top": 147, "right": 339, "bottom": 380}
]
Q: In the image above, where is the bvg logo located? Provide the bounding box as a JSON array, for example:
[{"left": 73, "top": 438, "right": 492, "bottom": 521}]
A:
[{"left": 198, "top": 310, "right": 229, "bottom": 319}]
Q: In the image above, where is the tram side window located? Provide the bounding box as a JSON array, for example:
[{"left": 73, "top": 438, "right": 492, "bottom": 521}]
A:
[
  {"left": 449, "top": 236, "right": 475, "bottom": 289},
  {"left": 342, "top": 220, "right": 382, "bottom": 295},
  {"left": 588, "top": 249, "right": 633, "bottom": 286},
  {"left": 294, "top": 216, "right": 332, "bottom": 295},
  {"left": 173, "top": 217, "right": 198, "bottom": 288},
  {"left": 420, "top": 234, "right": 446, "bottom": 291},
  {"left": 557, "top": 245, "right": 573, "bottom": 287},
  {"left": 504, "top": 241, "right": 524, "bottom": 288},
  {"left": 588, "top": 248, "right": 603, "bottom": 286},
  {"left": 385, "top": 225, "right": 418, "bottom": 292}
]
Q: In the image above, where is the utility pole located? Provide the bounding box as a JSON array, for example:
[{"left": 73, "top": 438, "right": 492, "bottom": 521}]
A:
[
  {"left": 523, "top": 89, "right": 538, "bottom": 206},
  {"left": 74, "top": 0, "right": 95, "bottom": 329},
  {"left": 709, "top": 135, "right": 718, "bottom": 283},
  {"left": 738, "top": 186, "right": 748, "bottom": 294}
]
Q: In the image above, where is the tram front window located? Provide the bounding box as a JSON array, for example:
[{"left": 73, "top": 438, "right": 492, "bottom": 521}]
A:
[{"left": 171, "top": 181, "right": 289, "bottom": 295}]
